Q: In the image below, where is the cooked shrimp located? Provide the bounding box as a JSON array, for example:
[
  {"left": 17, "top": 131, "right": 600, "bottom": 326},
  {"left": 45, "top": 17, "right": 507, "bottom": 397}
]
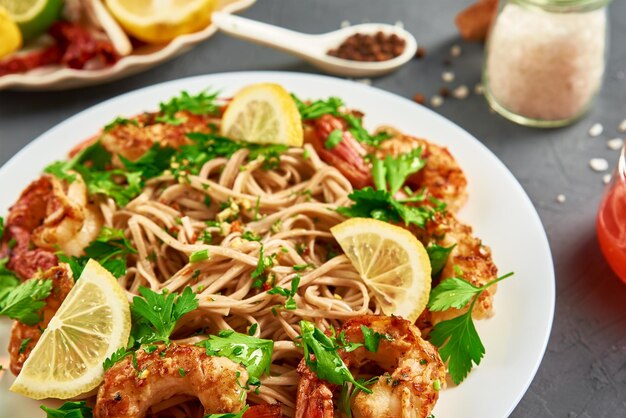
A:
[
  {"left": 8, "top": 265, "right": 73, "bottom": 375},
  {"left": 371, "top": 126, "right": 468, "bottom": 213},
  {"left": 95, "top": 344, "right": 249, "bottom": 418},
  {"left": 303, "top": 114, "right": 372, "bottom": 189},
  {"left": 296, "top": 315, "right": 445, "bottom": 418},
  {"left": 87, "top": 110, "right": 217, "bottom": 164},
  {"left": 244, "top": 404, "right": 283, "bottom": 417}
]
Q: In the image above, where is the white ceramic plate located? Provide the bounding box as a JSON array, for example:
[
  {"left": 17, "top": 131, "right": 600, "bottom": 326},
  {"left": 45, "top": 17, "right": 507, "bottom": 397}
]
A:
[
  {"left": 0, "top": 72, "right": 555, "bottom": 417},
  {"left": 0, "top": 0, "right": 255, "bottom": 91}
]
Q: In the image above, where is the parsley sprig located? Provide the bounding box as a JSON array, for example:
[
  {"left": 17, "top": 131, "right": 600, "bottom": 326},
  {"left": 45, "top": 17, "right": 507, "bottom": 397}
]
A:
[
  {"left": 427, "top": 272, "right": 514, "bottom": 384},
  {"left": 0, "top": 277, "right": 52, "bottom": 325},
  {"left": 157, "top": 90, "right": 221, "bottom": 125},
  {"left": 268, "top": 275, "right": 300, "bottom": 310},
  {"left": 298, "top": 320, "right": 371, "bottom": 393},
  {"left": 0, "top": 257, "right": 19, "bottom": 302}
]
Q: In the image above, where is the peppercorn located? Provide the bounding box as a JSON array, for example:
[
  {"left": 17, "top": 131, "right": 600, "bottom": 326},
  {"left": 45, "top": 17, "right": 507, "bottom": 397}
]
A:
[{"left": 327, "top": 31, "right": 406, "bottom": 62}]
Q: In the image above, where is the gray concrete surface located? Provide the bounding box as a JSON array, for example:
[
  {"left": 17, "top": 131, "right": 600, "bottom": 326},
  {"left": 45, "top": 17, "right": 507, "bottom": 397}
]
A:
[{"left": 1, "top": 0, "right": 626, "bottom": 416}]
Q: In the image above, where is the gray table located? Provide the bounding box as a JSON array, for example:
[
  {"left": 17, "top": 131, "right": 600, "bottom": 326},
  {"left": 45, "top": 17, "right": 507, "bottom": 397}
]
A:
[{"left": 1, "top": 1, "right": 625, "bottom": 416}]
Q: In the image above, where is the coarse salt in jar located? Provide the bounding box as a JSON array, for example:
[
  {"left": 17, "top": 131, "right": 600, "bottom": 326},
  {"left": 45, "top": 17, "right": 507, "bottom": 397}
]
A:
[{"left": 483, "top": 0, "right": 610, "bottom": 127}]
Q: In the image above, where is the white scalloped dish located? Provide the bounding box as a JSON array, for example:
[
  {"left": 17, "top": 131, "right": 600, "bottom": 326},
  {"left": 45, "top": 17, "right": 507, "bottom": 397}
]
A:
[{"left": 0, "top": 0, "right": 255, "bottom": 91}]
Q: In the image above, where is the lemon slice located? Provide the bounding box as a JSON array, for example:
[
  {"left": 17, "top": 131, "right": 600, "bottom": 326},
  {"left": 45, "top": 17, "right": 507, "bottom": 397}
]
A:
[
  {"left": 0, "top": 0, "right": 63, "bottom": 41},
  {"left": 331, "top": 218, "right": 431, "bottom": 322},
  {"left": 10, "top": 260, "right": 131, "bottom": 400},
  {"left": 0, "top": 6, "right": 21, "bottom": 58},
  {"left": 221, "top": 83, "right": 304, "bottom": 146},
  {"left": 104, "top": 0, "right": 217, "bottom": 43}
]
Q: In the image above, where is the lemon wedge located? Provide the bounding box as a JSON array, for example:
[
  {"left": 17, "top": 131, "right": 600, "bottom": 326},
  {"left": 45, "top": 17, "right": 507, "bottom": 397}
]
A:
[
  {"left": 331, "top": 218, "right": 432, "bottom": 322},
  {"left": 10, "top": 260, "right": 131, "bottom": 400},
  {"left": 104, "top": 0, "right": 217, "bottom": 43},
  {"left": 0, "top": 6, "right": 22, "bottom": 58},
  {"left": 221, "top": 83, "right": 304, "bottom": 146},
  {"left": 0, "top": 0, "right": 63, "bottom": 41}
]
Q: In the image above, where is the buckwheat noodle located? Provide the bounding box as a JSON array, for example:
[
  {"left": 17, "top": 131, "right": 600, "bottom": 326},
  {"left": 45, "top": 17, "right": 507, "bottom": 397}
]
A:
[{"left": 98, "top": 144, "right": 382, "bottom": 417}]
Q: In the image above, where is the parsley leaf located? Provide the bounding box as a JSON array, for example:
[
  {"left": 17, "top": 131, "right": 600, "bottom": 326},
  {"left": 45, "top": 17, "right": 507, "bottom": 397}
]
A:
[
  {"left": 241, "top": 230, "right": 261, "bottom": 241},
  {"left": 157, "top": 90, "right": 221, "bottom": 125},
  {"left": 427, "top": 272, "right": 514, "bottom": 384},
  {"left": 248, "top": 144, "right": 288, "bottom": 170},
  {"left": 0, "top": 279, "right": 52, "bottom": 325},
  {"left": 360, "top": 325, "right": 391, "bottom": 352},
  {"left": 268, "top": 275, "right": 300, "bottom": 310},
  {"left": 40, "top": 401, "right": 93, "bottom": 418},
  {"left": 0, "top": 257, "right": 19, "bottom": 302},
  {"left": 103, "top": 347, "right": 134, "bottom": 371},
  {"left": 18, "top": 337, "right": 31, "bottom": 354},
  {"left": 299, "top": 320, "right": 371, "bottom": 393},
  {"left": 103, "top": 116, "right": 139, "bottom": 133},
  {"left": 204, "top": 405, "right": 249, "bottom": 418},
  {"left": 292, "top": 94, "right": 344, "bottom": 120},
  {"left": 325, "top": 129, "right": 343, "bottom": 149},
  {"left": 120, "top": 143, "right": 176, "bottom": 179},
  {"left": 427, "top": 244, "right": 456, "bottom": 277},
  {"left": 197, "top": 330, "right": 273, "bottom": 379},
  {"left": 343, "top": 113, "right": 391, "bottom": 147},
  {"left": 130, "top": 286, "right": 198, "bottom": 345},
  {"left": 0, "top": 216, "right": 4, "bottom": 239},
  {"left": 251, "top": 245, "right": 275, "bottom": 284},
  {"left": 372, "top": 147, "right": 425, "bottom": 194}
]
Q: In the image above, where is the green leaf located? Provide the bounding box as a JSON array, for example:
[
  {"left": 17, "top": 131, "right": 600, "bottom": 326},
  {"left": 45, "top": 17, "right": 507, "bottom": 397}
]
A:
[
  {"left": 251, "top": 245, "right": 272, "bottom": 280},
  {"left": 130, "top": 286, "right": 198, "bottom": 345},
  {"left": 299, "top": 320, "right": 370, "bottom": 393},
  {"left": 0, "top": 279, "right": 52, "bottom": 325},
  {"left": 40, "top": 401, "right": 93, "bottom": 418},
  {"left": 0, "top": 257, "right": 19, "bottom": 302},
  {"left": 18, "top": 337, "right": 31, "bottom": 354},
  {"left": 427, "top": 244, "right": 456, "bottom": 277},
  {"left": 382, "top": 148, "right": 425, "bottom": 194},
  {"left": 267, "top": 275, "right": 300, "bottom": 310},
  {"left": 241, "top": 230, "right": 261, "bottom": 241},
  {"left": 190, "top": 249, "right": 210, "bottom": 263},
  {"left": 103, "top": 116, "right": 139, "bottom": 133},
  {"left": 0, "top": 216, "right": 4, "bottom": 240},
  {"left": 292, "top": 94, "right": 344, "bottom": 120},
  {"left": 204, "top": 405, "right": 249, "bottom": 418},
  {"left": 197, "top": 331, "right": 273, "bottom": 379},
  {"left": 427, "top": 277, "right": 480, "bottom": 312},
  {"left": 120, "top": 143, "right": 176, "bottom": 179},
  {"left": 103, "top": 347, "right": 133, "bottom": 371},
  {"left": 360, "top": 325, "right": 391, "bottom": 352},
  {"left": 429, "top": 310, "right": 484, "bottom": 385},
  {"left": 343, "top": 113, "right": 391, "bottom": 147},
  {"left": 325, "top": 129, "right": 343, "bottom": 150},
  {"left": 157, "top": 90, "right": 221, "bottom": 125},
  {"left": 337, "top": 188, "right": 398, "bottom": 222}
]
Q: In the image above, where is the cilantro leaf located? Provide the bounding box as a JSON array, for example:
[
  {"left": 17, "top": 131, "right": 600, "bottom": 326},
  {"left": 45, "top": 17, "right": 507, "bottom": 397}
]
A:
[
  {"left": 292, "top": 94, "right": 344, "bottom": 120},
  {"left": 427, "top": 272, "right": 514, "bottom": 384},
  {"left": 40, "top": 401, "right": 93, "bottom": 418},
  {"left": 0, "top": 279, "right": 52, "bottom": 325},
  {"left": 299, "top": 320, "right": 371, "bottom": 393},
  {"left": 197, "top": 330, "right": 273, "bottom": 379},
  {"left": 130, "top": 286, "right": 198, "bottom": 344},
  {"left": 427, "top": 244, "right": 456, "bottom": 277},
  {"left": 204, "top": 405, "right": 249, "bottom": 418}
]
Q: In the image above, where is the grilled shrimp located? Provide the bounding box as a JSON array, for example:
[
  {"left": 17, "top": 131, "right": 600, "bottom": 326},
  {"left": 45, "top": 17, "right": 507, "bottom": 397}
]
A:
[
  {"left": 370, "top": 126, "right": 468, "bottom": 213},
  {"left": 3, "top": 174, "right": 101, "bottom": 279},
  {"left": 95, "top": 344, "right": 249, "bottom": 418},
  {"left": 303, "top": 114, "right": 372, "bottom": 189},
  {"left": 244, "top": 404, "right": 283, "bottom": 417},
  {"left": 71, "top": 110, "right": 217, "bottom": 165},
  {"left": 296, "top": 315, "right": 445, "bottom": 418},
  {"left": 8, "top": 265, "right": 73, "bottom": 375}
]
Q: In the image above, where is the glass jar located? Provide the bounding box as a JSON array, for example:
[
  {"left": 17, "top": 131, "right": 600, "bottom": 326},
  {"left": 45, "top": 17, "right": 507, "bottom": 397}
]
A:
[{"left": 483, "top": 0, "right": 610, "bottom": 128}]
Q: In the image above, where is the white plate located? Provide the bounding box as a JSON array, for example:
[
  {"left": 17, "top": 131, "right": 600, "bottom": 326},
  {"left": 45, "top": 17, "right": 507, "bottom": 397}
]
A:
[
  {"left": 0, "top": 72, "right": 555, "bottom": 417},
  {"left": 0, "top": 0, "right": 255, "bottom": 91}
]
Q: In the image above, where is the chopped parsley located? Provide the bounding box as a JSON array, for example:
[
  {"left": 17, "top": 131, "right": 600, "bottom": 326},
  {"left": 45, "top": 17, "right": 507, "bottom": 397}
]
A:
[
  {"left": 241, "top": 230, "right": 261, "bottom": 241},
  {"left": 204, "top": 405, "right": 249, "bottom": 418},
  {"left": 427, "top": 244, "right": 456, "bottom": 277},
  {"left": 292, "top": 94, "right": 344, "bottom": 120},
  {"left": 268, "top": 275, "right": 300, "bottom": 310},
  {"left": 18, "top": 337, "right": 31, "bottom": 354},
  {"left": 103, "top": 116, "right": 139, "bottom": 133},
  {"left": 427, "top": 272, "right": 514, "bottom": 384},
  {"left": 103, "top": 347, "right": 134, "bottom": 371},
  {"left": 343, "top": 113, "right": 391, "bottom": 147},
  {"left": 325, "top": 129, "right": 343, "bottom": 149},
  {"left": 360, "top": 325, "right": 392, "bottom": 352},
  {"left": 0, "top": 278, "right": 52, "bottom": 325},
  {"left": 157, "top": 90, "right": 221, "bottom": 125},
  {"left": 189, "top": 249, "right": 210, "bottom": 263},
  {"left": 0, "top": 257, "right": 19, "bottom": 302}
]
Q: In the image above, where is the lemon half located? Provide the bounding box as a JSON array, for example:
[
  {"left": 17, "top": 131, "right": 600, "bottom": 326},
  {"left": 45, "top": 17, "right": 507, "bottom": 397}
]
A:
[
  {"left": 331, "top": 218, "right": 432, "bottom": 322},
  {"left": 0, "top": 0, "right": 62, "bottom": 41},
  {"left": 105, "top": 0, "right": 216, "bottom": 43},
  {"left": 221, "top": 83, "right": 304, "bottom": 147},
  {"left": 10, "top": 260, "right": 131, "bottom": 400}
]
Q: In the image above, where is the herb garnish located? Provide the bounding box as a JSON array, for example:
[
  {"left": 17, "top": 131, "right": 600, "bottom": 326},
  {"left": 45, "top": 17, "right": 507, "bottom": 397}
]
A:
[
  {"left": 204, "top": 405, "right": 249, "bottom": 418},
  {"left": 427, "top": 244, "right": 456, "bottom": 277},
  {"left": 325, "top": 129, "right": 343, "bottom": 149},
  {"left": 268, "top": 275, "right": 300, "bottom": 310},
  {"left": 40, "top": 401, "right": 93, "bottom": 418},
  {"left": 427, "top": 272, "right": 514, "bottom": 384},
  {"left": 157, "top": 90, "right": 221, "bottom": 125},
  {"left": 0, "top": 278, "right": 52, "bottom": 325}
]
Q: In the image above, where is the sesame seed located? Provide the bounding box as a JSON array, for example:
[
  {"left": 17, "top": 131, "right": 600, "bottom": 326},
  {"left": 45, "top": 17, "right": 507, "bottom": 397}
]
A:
[
  {"left": 607, "top": 138, "right": 624, "bottom": 150},
  {"left": 556, "top": 194, "right": 566, "bottom": 203},
  {"left": 603, "top": 174, "right": 612, "bottom": 184},
  {"left": 588, "top": 123, "right": 604, "bottom": 137},
  {"left": 589, "top": 158, "right": 609, "bottom": 172},
  {"left": 430, "top": 95, "right": 444, "bottom": 108},
  {"left": 340, "top": 20, "right": 350, "bottom": 28},
  {"left": 442, "top": 71, "right": 455, "bottom": 83},
  {"left": 450, "top": 45, "right": 462, "bottom": 57},
  {"left": 474, "top": 83, "right": 484, "bottom": 95},
  {"left": 619, "top": 118, "right": 626, "bottom": 133},
  {"left": 452, "top": 85, "right": 470, "bottom": 99}
]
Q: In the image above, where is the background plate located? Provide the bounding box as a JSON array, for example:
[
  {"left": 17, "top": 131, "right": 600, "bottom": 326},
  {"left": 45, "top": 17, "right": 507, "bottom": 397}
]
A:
[
  {"left": 0, "top": 71, "right": 555, "bottom": 417},
  {"left": 0, "top": 0, "right": 255, "bottom": 91}
]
